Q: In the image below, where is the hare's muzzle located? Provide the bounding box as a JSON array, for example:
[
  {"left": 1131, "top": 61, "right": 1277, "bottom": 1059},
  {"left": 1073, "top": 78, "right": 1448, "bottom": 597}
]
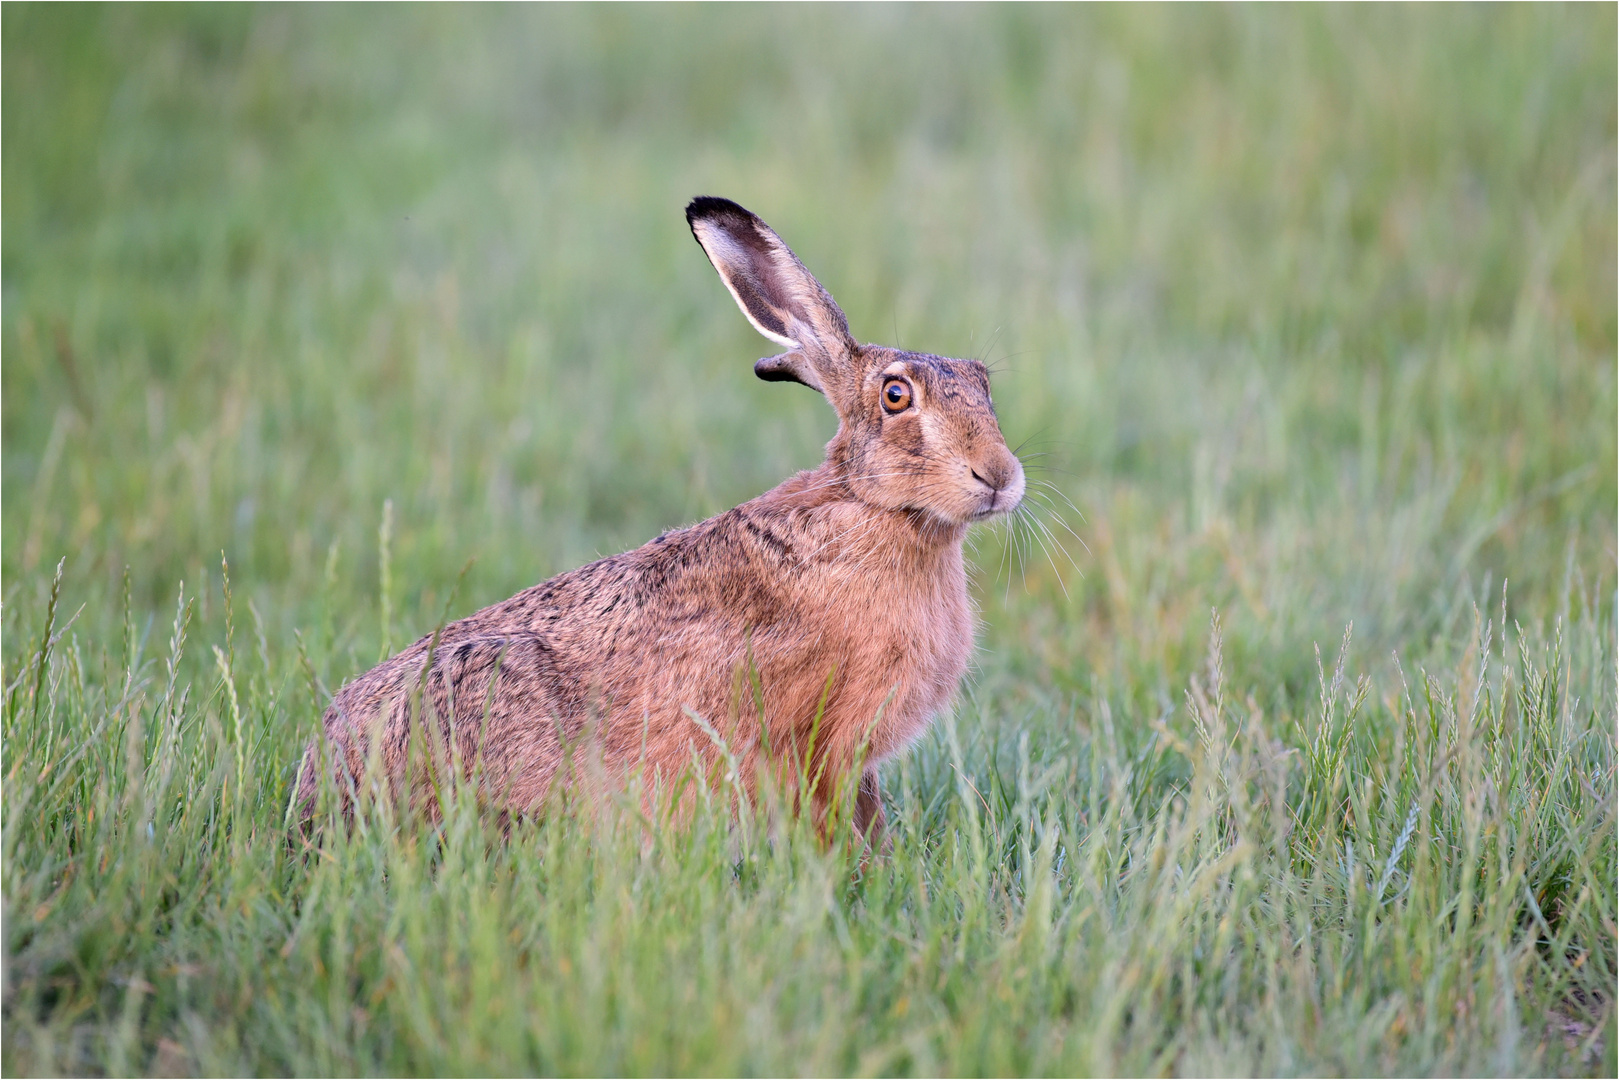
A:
[{"left": 968, "top": 450, "right": 1026, "bottom": 520}]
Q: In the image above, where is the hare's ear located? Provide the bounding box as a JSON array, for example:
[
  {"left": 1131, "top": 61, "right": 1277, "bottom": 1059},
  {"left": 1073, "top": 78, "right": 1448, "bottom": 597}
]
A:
[{"left": 686, "top": 196, "right": 857, "bottom": 406}]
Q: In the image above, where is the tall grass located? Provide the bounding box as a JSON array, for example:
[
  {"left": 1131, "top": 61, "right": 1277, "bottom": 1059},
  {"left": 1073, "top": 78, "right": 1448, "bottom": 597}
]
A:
[
  {"left": 3, "top": 562, "right": 1612, "bottom": 1073},
  {"left": 4, "top": 5, "right": 1615, "bottom": 1075}
]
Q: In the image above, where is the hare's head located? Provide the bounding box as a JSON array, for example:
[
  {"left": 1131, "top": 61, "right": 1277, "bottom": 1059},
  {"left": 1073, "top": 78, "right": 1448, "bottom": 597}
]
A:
[{"left": 688, "top": 196, "right": 1024, "bottom": 528}]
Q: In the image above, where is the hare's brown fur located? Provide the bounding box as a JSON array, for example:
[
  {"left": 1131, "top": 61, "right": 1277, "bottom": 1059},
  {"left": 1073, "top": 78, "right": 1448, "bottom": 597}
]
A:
[{"left": 296, "top": 198, "right": 1024, "bottom": 844}]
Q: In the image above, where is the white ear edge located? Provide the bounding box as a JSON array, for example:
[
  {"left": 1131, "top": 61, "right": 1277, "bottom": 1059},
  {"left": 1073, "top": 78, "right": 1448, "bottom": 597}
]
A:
[
  {"left": 720, "top": 277, "right": 801, "bottom": 350},
  {"left": 692, "top": 221, "right": 802, "bottom": 350}
]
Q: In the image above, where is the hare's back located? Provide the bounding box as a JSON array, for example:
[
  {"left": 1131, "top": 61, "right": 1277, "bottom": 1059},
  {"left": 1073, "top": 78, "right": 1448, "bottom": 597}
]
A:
[{"left": 321, "top": 630, "right": 582, "bottom": 811}]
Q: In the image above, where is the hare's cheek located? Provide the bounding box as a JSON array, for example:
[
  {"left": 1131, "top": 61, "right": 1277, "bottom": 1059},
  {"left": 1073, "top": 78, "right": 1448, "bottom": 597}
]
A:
[
  {"left": 901, "top": 409, "right": 961, "bottom": 461},
  {"left": 882, "top": 413, "right": 928, "bottom": 460}
]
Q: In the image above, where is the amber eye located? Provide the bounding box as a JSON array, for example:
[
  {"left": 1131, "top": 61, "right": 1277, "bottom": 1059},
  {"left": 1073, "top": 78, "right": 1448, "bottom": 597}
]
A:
[{"left": 881, "top": 378, "right": 913, "bottom": 413}]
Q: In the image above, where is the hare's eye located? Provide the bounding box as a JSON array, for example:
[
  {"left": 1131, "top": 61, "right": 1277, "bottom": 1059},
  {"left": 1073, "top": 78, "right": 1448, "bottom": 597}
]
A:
[{"left": 881, "top": 378, "right": 913, "bottom": 413}]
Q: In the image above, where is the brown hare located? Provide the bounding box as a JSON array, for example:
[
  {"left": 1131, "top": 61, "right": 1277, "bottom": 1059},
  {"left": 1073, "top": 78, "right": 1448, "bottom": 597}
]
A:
[{"left": 295, "top": 197, "right": 1024, "bottom": 846}]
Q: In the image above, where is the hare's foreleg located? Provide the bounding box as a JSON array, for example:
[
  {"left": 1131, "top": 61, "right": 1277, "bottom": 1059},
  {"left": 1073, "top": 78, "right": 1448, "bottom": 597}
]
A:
[{"left": 853, "top": 767, "right": 891, "bottom": 855}]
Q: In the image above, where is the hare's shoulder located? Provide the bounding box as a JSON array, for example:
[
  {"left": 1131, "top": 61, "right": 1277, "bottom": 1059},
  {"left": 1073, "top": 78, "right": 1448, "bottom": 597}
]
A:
[
  {"left": 472, "top": 525, "right": 725, "bottom": 630},
  {"left": 490, "top": 494, "right": 836, "bottom": 615}
]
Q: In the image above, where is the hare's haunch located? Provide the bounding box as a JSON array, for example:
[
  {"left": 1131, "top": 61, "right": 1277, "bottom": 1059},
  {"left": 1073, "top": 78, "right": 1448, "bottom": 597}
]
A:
[{"left": 296, "top": 197, "right": 1025, "bottom": 844}]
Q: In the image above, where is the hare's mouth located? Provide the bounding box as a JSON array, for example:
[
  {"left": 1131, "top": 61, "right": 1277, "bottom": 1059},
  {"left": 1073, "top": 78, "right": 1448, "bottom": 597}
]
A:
[{"left": 968, "top": 490, "right": 1019, "bottom": 521}]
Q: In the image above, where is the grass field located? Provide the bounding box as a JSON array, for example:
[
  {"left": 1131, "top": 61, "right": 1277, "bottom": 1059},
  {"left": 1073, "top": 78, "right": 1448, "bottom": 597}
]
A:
[{"left": 3, "top": 5, "right": 1615, "bottom": 1075}]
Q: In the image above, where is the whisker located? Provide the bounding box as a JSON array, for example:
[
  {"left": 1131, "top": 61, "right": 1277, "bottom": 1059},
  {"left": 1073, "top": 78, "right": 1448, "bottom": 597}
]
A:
[
  {"left": 1008, "top": 511, "right": 1035, "bottom": 595},
  {"left": 1022, "top": 507, "right": 1080, "bottom": 593},
  {"left": 1029, "top": 479, "right": 1091, "bottom": 531},
  {"left": 1023, "top": 490, "right": 1091, "bottom": 559},
  {"left": 809, "top": 513, "right": 889, "bottom": 560},
  {"left": 984, "top": 347, "right": 1030, "bottom": 375},
  {"left": 998, "top": 514, "right": 1018, "bottom": 598},
  {"left": 994, "top": 513, "right": 1012, "bottom": 591},
  {"left": 1011, "top": 426, "right": 1059, "bottom": 458},
  {"left": 1020, "top": 462, "right": 1082, "bottom": 480},
  {"left": 973, "top": 325, "right": 1005, "bottom": 366},
  {"left": 784, "top": 468, "right": 922, "bottom": 499}
]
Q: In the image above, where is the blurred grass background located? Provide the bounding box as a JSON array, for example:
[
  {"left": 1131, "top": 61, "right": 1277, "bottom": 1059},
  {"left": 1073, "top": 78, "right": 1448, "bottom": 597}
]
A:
[{"left": 2, "top": 5, "right": 1615, "bottom": 1075}]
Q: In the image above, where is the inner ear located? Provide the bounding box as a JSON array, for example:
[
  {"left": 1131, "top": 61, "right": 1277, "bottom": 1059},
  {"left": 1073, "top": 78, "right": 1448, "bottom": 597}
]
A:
[{"left": 754, "top": 352, "right": 823, "bottom": 392}]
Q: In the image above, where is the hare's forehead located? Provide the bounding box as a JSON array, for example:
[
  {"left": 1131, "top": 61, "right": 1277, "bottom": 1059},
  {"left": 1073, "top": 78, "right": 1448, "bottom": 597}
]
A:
[{"left": 869, "top": 351, "right": 993, "bottom": 399}]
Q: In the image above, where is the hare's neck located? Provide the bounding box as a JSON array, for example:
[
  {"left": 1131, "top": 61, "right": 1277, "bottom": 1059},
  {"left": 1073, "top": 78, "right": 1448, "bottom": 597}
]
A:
[
  {"left": 786, "top": 462, "right": 969, "bottom": 551},
  {"left": 892, "top": 506, "right": 968, "bottom": 553}
]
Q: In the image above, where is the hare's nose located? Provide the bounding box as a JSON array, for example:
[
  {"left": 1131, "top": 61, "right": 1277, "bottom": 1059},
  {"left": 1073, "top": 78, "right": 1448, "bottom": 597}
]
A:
[{"left": 971, "top": 460, "right": 1015, "bottom": 492}]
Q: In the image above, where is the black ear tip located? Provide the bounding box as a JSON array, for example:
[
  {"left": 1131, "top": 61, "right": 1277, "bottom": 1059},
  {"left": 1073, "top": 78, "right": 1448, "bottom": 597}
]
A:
[
  {"left": 754, "top": 354, "right": 813, "bottom": 388},
  {"left": 686, "top": 195, "right": 753, "bottom": 227}
]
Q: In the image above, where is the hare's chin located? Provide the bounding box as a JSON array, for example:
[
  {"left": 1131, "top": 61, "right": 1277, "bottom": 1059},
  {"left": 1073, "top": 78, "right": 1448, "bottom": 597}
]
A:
[{"left": 967, "top": 501, "right": 1015, "bottom": 523}]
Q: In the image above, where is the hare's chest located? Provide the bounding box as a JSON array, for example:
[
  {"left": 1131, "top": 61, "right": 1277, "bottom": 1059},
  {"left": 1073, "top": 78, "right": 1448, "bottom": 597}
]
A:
[{"left": 846, "top": 551, "right": 974, "bottom": 758}]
